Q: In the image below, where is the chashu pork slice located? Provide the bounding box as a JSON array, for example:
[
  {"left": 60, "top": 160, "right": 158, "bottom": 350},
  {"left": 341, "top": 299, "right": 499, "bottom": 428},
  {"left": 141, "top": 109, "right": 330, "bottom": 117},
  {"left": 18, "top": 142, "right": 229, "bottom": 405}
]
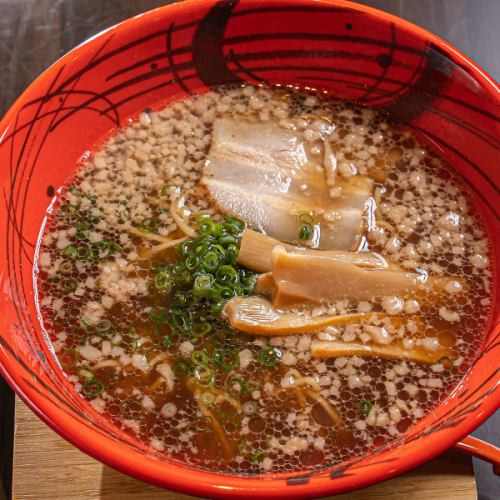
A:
[{"left": 201, "top": 117, "right": 372, "bottom": 250}]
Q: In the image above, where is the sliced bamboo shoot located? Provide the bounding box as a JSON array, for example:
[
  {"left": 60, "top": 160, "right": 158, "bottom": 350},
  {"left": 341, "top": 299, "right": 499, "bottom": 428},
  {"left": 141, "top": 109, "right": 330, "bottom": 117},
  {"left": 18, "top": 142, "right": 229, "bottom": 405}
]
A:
[
  {"left": 255, "top": 272, "right": 276, "bottom": 296},
  {"left": 311, "top": 339, "right": 451, "bottom": 365},
  {"left": 223, "top": 296, "right": 375, "bottom": 335},
  {"left": 270, "top": 245, "right": 417, "bottom": 306},
  {"left": 237, "top": 228, "right": 388, "bottom": 273},
  {"left": 269, "top": 246, "right": 460, "bottom": 307}
]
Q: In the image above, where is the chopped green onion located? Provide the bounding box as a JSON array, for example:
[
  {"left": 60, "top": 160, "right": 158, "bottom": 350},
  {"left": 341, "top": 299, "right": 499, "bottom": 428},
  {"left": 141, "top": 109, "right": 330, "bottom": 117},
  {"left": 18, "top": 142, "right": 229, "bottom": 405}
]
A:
[
  {"left": 212, "top": 349, "right": 238, "bottom": 372},
  {"left": 216, "top": 265, "right": 239, "bottom": 286},
  {"left": 224, "top": 216, "right": 245, "bottom": 236},
  {"left": 79, "top": 317, "right": 91, "bottom": 331},
  {"left": 226, "top": 244, "right": 239, "bottom": 265},
  {"left": 160, "top": 184, "right": 171, "bottom": 195},
  {"left": 225, "top": 376, "right": 244, "bottom": 398},
  {"left": 211, "top": 244, "right": 225, "bottom": 257},
  {"left": 241, "top": 274, "right": 258, "bottom": 293},
  {"left": 172, "top": 358, "right": 191, "bottom": 378},
  {"left": 170, "top": 308, "right": 192, "bottom": 332},
  {"left": 358, "top": 399, "right": 373, "bottom": 415},
  {"left": 98, "top": 240, "right": 123, "bottom": 255},
  {"left": 61, "top": 204, "right": 77, "bottom": 217},
  {"left": 77, "top": 246, "right": 96, "bottom": 261},
  {"left": 258, "top": 346, "right": 281, "bottom": 366},
  {"left": 96, "top": 320, "right": 112, "bottom": 333},
  {"left": 193, "top": 274, "right": 214, "bottom": 295},
  {"left": 245, "top": 380, "right": 260, "bottom": 392},
  {"left": 59, "top": 261, "right": 73, "bottom": 274},
  {"left": 299, "top": 224, "right": 313, "bottom": 240},
  {"left": 211, "top": 223, "right": 224, "bottom": 237},
  {"left": 192, "top": 322, "right": 212, "bottom": 336},
  {"left": 179, "top": 239, "right": 195, "bottom": 257},
  {"left": 190, "top": 334, "right": 203, "bottom": 347},
  {"left": 185, "top": 254, "right": 199, "bottom": 271},
  {"left": 193, "top": 365, "right": 215, "bottom": 387},
  {"left": 75, "top": 220, "right": 92, "bottom": 233},
  {"left": 64, "top": 245, "right": 78, "bottom": 258},
  {"left": 200, "top": 391, "right": 215, "bottom": 406},
  {"left": 298, "top": 212, "right": 314, "bottom": 225},
  {"left": 201, "top": 251, "right": 220, "bottom": 272},
  {"left": 149, "top": 306, "right": 167, "bottom": 324},
  {"left": 237, "top": 441, "right": 250, "bottom": 456},
  {"left": 62, "top": 278, "right": 78, "bottom": 293},
  {"left": 250, "top": 449, "right": 266, "bottom": 463},
  {"left": 139, "top": 217, "right": 160, "bottom": 233},
  {"left": 146, "top": 215, "right": 256, "bottom": 350},
  {"left": 191, "top": 350, "right": 209, "bottom": 366},
  {"left": 86, "top": 214, "right": 102, "bottom": 224},
  {"left": 60, "top": 348, "right": 78, "bottom": 369},
  {"left": 216, "top": 285, "right": 235, "bottom": 301},
  {"left": 218, "top": 234, "right": 237, "bottom": 246},
  {"left": 82, "top": 379, "right": 104, "bottom": 398},
  {"left": 211, "top": 301, "right": 224, "bottom": 315},
  {"left": 196, "top": 214, "right": 214, "bottom": 235},
  {"left": 78, "top": 367, "right": 94, "bottom": 381},
  {"left": 155, "top": 270, "right": 174, "bottom": 292},
  {"left": 162, "top": 336, "right": 173, "bottom": 348}
]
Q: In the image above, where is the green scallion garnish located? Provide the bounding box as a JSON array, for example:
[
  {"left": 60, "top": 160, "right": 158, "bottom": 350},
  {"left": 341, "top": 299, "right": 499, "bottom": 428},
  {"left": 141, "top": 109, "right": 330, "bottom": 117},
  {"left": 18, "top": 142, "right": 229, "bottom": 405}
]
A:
[
  {"left": 149, "top": 306, "right": 167, "bottom": 324},
  {"left": 82, "top": 379, "right": 104, "bottom": 398},
  {"left": 250, "top": 449, "right": 266, "bottom": 463},
  {"left": 193, "top": 365, "right": 215, "bottom": 387},
  {"left": 258, "top": 346, "right": 281, "bottom": 366},
  {"left": 64, "top": 245, "right": 78, "bottom": 258},
  {"left": 358, "top": 399, "right": 373, "bottom": 415},
  {"left": 139, "top": 217, "right": 160, "bottom": 233},
  {"left": 299, "top": 224, "right": 313, "bottom": 240},
  {"left": 172, "top": 358, "right": 192, "bottom": 378},
  {"left": 191, "top": 349, "right": 209, "bottom": 366},
  {"left": 60, "top": 348, "right": 79, "bottom": 369}
]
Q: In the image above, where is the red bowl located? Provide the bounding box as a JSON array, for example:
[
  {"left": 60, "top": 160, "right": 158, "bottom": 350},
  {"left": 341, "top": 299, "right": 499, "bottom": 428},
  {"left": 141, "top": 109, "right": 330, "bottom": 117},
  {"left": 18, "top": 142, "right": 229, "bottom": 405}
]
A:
[{"left": 0, "top": 0, "right": 499, "bottom": 498}]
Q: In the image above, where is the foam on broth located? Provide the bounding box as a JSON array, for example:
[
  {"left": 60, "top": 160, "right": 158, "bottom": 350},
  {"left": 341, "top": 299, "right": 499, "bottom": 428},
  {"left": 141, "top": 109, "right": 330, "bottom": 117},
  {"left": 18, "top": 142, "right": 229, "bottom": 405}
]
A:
[{"left": 37, "top": 85, "right": 492, "bottom": 473}]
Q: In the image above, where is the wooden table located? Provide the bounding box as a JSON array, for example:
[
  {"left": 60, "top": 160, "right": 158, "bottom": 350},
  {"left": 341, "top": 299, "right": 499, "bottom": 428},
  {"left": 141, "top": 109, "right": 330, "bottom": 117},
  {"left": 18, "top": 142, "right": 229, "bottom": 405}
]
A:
[
  {"left": 13, "top": 397, "right": 477, "bottom": 500},
  {"left": 1, "top": 1, "right": 499, "bottom": 499}
]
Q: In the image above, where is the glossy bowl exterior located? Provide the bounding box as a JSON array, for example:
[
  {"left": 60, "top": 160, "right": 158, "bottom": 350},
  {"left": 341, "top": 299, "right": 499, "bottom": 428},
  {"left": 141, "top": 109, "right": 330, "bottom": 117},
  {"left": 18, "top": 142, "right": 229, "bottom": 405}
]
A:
[{"left": 0, "top": 0, "right": 498, "bottom": 498}]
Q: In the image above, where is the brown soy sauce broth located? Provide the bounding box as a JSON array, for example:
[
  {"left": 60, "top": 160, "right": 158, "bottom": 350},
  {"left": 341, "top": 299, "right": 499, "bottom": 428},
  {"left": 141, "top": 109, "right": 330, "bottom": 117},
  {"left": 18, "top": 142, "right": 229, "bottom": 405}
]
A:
[{"left": 36, "top": 84, "right": 492, "bottom": 474}]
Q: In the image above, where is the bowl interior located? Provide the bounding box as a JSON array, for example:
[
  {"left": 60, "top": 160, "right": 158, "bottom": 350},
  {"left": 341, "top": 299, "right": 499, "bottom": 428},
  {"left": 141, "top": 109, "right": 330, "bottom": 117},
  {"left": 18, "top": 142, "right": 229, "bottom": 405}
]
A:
[{"left": 0, "top": 0, "right": 498, "bottom": 498}]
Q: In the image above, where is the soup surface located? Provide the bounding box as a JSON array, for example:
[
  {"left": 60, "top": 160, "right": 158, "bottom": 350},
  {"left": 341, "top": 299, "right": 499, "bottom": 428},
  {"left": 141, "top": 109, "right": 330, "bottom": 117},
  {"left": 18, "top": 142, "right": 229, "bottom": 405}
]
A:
[{"left": 37, "top": 85, "right": 492, "bottom": 473}]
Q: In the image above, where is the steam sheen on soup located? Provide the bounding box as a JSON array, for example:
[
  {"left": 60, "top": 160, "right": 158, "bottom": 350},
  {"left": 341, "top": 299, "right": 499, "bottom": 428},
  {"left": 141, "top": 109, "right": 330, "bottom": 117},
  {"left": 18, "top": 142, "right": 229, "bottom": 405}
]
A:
[{"left": 37, "top": 85, "right": 492, "bottom": 473}]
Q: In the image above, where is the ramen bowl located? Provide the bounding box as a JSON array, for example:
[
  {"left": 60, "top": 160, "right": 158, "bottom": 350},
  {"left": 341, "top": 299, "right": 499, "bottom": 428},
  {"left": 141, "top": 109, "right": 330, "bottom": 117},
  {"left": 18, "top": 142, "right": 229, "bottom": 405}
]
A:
[{"left": 0, "top": 0, "right": 499, "bottom": 498}]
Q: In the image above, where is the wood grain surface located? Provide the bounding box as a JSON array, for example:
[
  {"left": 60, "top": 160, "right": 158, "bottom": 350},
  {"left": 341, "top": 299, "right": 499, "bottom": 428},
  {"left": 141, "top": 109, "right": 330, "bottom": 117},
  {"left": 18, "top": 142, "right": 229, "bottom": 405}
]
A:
[{"left": 13, "top": 398, "right": 476, "bottom": 500}]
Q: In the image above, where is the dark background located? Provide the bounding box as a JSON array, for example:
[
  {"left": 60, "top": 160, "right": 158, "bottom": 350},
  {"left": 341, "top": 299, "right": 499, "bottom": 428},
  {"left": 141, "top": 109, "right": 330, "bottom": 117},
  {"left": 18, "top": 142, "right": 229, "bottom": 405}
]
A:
[{"left": 0, "top": 1, "right": 498, "bottom": 499}]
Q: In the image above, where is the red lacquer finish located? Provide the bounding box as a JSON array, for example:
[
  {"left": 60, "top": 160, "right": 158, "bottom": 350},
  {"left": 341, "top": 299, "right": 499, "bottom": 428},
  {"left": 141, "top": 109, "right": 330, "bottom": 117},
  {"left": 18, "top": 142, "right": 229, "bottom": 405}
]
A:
[
  {"left": 0, "top": 1, "right": 499, "bottom": 498},
  {"left": 455, "top": 436, "right": 500, "bottom": 476}
]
